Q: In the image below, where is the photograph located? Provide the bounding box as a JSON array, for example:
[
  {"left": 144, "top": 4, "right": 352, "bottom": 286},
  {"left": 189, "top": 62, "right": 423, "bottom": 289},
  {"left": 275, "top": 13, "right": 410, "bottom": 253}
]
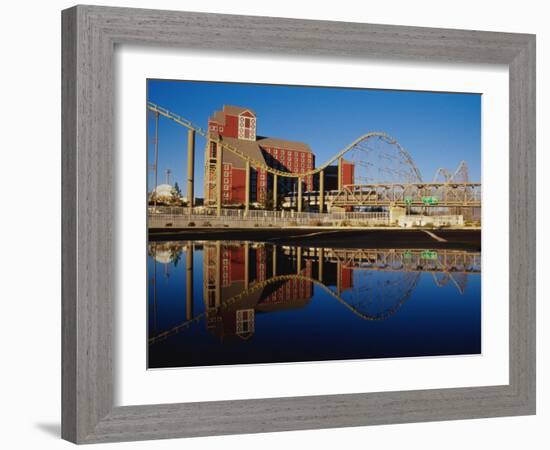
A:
[{"left": 146, "top": 80, "right": 482, "bottom": 368}]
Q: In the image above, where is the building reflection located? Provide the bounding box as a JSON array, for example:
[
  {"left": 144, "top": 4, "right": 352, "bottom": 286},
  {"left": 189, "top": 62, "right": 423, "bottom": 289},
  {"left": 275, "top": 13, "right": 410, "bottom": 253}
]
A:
[
  {"left": 203, "top": 242, "right": 316, "bottom": 341},
  {"left": 148, "top": 241, "right": 481, "bottom": 345}
]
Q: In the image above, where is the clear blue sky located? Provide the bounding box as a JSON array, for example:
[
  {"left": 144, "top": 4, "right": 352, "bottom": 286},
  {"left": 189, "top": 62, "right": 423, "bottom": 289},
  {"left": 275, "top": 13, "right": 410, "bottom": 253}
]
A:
[{"left": 147, "top": 79, "right": 481, "bottom": 196}]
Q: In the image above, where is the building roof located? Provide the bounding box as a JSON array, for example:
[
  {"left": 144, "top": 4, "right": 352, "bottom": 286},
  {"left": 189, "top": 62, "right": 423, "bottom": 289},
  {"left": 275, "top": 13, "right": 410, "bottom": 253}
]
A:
[
  {"left": 256, "top": 136, "right": 312, "bottom": 153},
  {"left": 223, "top": 105, "right": 256, "bottom": 117},
  {"left": 208, "top": 110, "right": 226, "bottom": 125},
  {"left": 219, "top": 136, "right": 267, "bottom": 169},
  {"left": 208, "top": 105, "right": 256, "bottom": 125},
  {"left": 215, "top": 134, "right": 313, "bottom": 169}
]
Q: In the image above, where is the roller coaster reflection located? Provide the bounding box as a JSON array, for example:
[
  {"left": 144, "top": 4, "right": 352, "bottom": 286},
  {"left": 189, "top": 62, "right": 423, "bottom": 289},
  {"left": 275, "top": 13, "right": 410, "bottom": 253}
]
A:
[{"left": 148, "top": 242, "right": 481, "bottom": 344}]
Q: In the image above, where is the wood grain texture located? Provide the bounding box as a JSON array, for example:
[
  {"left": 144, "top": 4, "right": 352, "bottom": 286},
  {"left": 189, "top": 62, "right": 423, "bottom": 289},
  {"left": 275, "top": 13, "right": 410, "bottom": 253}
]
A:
[
  {"left": 61, "top": 4, "right": 536, "bottom": 444},
  {"left": 61, "top": 7, "right": 77, "bottom": 443}
]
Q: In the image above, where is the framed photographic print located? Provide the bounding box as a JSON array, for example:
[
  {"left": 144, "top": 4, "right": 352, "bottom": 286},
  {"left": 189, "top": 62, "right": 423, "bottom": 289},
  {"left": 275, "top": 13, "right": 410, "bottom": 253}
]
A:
[{"left": 62, "top": 5, "right": 536, "bottom": 444}]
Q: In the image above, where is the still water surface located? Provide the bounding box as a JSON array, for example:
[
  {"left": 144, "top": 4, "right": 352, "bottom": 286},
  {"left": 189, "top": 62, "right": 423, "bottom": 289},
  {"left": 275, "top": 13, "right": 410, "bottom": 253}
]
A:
[{"left": 148, "top": 240, "right": 481, "bottom": 368}]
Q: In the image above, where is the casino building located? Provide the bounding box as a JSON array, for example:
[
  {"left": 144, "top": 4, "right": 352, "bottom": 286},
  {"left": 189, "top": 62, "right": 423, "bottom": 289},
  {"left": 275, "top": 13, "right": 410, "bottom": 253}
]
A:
[
  {"left": 204, "top": 105, "right": 315, "bottom": 206},
  {"left": 204, "top": 105, "right": 355, "bottom": 209}
]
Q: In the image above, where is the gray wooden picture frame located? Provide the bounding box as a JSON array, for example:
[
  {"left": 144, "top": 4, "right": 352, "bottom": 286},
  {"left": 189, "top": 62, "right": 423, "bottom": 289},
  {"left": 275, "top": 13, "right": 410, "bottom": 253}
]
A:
[{"left": 61, "top": 4, "right": 536, "bottom": 444}]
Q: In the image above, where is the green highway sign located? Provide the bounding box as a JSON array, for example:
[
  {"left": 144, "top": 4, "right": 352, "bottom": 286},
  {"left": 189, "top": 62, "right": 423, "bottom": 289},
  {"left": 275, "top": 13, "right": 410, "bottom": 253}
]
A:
[
  {"left": 421, "top": 250, "right": 438, "bottom": 260},
  {"left": 422, "top": 196, "right": 439, "bottom": 205}
]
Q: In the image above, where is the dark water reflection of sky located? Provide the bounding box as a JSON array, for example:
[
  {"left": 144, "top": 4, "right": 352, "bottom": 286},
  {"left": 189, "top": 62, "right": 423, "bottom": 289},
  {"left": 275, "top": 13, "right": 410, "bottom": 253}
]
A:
[{"left": 147, "top": 241, "right": 481, "bottom": 369}]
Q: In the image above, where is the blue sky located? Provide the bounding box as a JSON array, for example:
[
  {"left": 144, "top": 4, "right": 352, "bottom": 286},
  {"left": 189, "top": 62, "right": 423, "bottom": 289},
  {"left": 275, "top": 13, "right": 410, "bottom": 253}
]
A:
[{"left": 147, "top": 79, "right": 481, "bottom": 196}]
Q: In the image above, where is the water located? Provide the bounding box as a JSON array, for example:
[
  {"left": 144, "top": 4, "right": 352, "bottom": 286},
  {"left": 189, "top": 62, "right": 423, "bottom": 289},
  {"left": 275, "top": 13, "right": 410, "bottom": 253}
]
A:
[{"left": 147, "top": 241, "right": 481, "bottom": 368}]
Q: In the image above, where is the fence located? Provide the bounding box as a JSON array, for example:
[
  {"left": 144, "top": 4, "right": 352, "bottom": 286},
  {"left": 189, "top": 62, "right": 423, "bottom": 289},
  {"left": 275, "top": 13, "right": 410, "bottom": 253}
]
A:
[
  {"left": 397, "top": 214, "right": 464, "bottom": 228},
  {"left": 148, "top": 206, "right": 390, "bottom": 228}
]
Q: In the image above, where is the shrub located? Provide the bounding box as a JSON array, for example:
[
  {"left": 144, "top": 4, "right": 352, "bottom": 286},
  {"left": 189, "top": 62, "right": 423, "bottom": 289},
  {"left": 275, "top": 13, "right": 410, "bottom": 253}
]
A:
[
  {"left": 202, "top": 221, "right": 211, "bottom": 227},
  {"left": 187, "top": 222, "right": 196, "bottom": 227}
]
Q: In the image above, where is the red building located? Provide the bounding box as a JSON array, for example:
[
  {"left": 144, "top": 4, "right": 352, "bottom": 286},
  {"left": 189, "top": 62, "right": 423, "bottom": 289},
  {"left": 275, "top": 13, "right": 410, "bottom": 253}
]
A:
[
  {"left": 324, "top": 160, "right": 355, "bottom": 191},
  {"left": 205, "top": 105, "right": 315, "bottom": 206},
  {"left": 341, "top": 159, "right": 355, "bottom": 187},
  {"left": 203, "top": 243, "right": 313, "bottom": 341}
]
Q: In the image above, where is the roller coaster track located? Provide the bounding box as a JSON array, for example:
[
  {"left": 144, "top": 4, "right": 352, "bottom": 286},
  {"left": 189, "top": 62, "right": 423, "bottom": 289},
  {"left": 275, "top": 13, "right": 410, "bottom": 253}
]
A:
[
  {"left": 147, "top": 102, "right": 422, "bottom": 180},
  {"left": 148, "top": 268, "right": 454, "bottom": 345},
  {"left": 433, "top": 160, "right": 470, "bottom": 183}
]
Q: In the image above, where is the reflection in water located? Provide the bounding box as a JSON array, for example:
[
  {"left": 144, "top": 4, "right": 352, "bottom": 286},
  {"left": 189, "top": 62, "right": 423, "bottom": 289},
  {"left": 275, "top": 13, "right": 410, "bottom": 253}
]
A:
[{"left": 148, "top": 241, "right": 481, "bottom": 368}]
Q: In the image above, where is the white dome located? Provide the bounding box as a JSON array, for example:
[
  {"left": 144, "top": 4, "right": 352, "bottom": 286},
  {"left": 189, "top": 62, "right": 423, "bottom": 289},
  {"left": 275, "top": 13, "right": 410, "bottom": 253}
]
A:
[
  {"left": 154, "top": 249, "right": 173, "bottom": 264},
  {"left": 153, "top": 184, "right": 174, "bottom": 199}
]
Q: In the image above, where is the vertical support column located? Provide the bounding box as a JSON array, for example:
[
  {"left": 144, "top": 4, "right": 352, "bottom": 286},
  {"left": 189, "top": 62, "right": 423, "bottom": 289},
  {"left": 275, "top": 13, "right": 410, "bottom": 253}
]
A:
[
  {"left": 319, "top": 169, "right": 325, "bottom": 213},
  {"left": 336, "top": 260, "right": 342, "bottom": 296},
  {"left": 215, "top": 241, "right": 221, "bottom": 308},
  {"left": 272, "top": 245, "right": 277, "bottom": 277},
  {"left": 338, "top": 158, "right": 343, "bottom": 191},
  {"left": 216, "top": 144, "right": 223, "bottom": 217},
  {"left": 273, "top": 174, "right": 278, "bottom": 211},
  {"left": 153, "top": 111, "right": 159, "bottom": 209},
  {"left": 186, "top": 242, "right": 194, "bottom": 321},
  {"left": 297, "top": 177, "right": 303, "bottom": 213},
  {"left": 318, "top": 247, "right": 324, "bottom": 283},
  {"left": 297, "top": 246, "right": 302, "bottom": 274},
  {"left": 186, "top": 129, "right": 195, "bottom": 212},
  {"left": 244, "top": 242, "right": 249, "bottom": 291},
  {"left": 245, "top": 160, "right": 250, "bottom": 216}
]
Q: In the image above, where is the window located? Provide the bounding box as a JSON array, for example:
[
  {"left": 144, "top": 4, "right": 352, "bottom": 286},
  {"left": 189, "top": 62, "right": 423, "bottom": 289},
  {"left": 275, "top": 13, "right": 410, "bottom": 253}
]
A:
[
  {"left": 208, "top": 292, "right": 216, "bottom": 308},
  {"left": 236, "top": 309, "right": 255, "bottom": 336},
  {"left": 238, "top": 115, "right": 255, "bottom": 141}
]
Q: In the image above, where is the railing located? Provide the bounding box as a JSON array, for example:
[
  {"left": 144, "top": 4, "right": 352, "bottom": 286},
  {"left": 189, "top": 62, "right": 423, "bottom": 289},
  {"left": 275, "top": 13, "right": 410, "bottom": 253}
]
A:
[{"left": 148, "top": 207, "right": 390, "bottom": 227}]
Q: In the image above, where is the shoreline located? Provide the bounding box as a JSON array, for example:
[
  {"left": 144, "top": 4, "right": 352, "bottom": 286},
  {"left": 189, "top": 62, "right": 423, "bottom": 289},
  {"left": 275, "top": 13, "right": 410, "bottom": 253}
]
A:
[{"left": 148, "top": 227, "right": 481, "bottom": 251}]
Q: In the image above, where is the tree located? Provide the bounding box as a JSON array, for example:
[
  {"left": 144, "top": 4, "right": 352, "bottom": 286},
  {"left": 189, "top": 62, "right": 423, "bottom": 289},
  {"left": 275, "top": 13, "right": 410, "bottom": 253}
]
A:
[{"left": 172, "top": 182, "right": 182, "bottom": 198}]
